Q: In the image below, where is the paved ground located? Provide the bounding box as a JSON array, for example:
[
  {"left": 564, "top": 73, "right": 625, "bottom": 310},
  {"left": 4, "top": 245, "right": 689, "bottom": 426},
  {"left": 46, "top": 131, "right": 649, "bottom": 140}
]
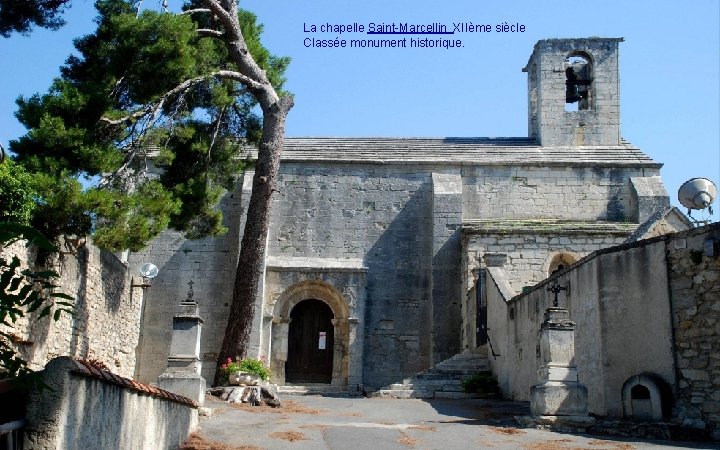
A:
[{"left": 193, "top": 395, "right": 719, "bottom": 450}]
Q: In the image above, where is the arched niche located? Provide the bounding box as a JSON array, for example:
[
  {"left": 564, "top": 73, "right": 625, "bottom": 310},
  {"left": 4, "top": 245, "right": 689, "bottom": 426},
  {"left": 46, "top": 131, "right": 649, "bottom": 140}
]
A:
[
  {"left": 621, "top": 374, "right": 672, "bottom": 422},
  {"left": 543, "top": 251, "right": 580, "bottom": 277}
]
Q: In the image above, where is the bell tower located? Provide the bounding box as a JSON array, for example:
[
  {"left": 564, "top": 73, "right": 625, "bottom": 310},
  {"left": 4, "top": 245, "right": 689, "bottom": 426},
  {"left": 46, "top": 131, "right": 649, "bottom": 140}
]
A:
[{"left": 524, "top": 38, "right": 623, "bottom": 147}]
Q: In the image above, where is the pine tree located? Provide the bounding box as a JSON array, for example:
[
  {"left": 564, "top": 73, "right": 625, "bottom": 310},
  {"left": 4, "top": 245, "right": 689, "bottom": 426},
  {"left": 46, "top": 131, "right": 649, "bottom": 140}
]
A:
[{"left": 10, "top": 0, "right": 293, "bottom": 383}]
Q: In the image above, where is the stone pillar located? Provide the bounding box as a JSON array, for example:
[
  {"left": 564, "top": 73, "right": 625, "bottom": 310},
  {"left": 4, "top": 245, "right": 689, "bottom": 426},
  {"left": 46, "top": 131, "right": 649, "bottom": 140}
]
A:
[
  {"left": 530, "top": 308, "right": 588, "bottom": 417},
  {"left": 270, "top": 317, "right": 290, "bottom": 385},
  {"left": 157, "top": 287, "right": 206, "bottom": 405},
  {"left": 347, "top": 317, "right": 362, "bottom": 390},
  {"left": 430, "top": 172, "right": 463, "bottom": 363}
]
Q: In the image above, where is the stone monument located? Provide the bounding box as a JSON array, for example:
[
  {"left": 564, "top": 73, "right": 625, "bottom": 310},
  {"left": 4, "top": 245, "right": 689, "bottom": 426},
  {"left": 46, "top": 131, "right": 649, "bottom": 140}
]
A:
[
  {"left": 530, "top": 303, "right": 589, "bottom": 417},
  {"left": 157, "top": 281, "right": 206, "bottom": 405}
]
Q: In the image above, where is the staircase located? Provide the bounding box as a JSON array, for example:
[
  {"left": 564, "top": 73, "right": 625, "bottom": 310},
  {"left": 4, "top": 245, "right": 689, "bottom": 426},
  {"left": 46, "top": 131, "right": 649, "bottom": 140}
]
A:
[{"left": 370, "top": 348, "right": 496, "bottom": 399}]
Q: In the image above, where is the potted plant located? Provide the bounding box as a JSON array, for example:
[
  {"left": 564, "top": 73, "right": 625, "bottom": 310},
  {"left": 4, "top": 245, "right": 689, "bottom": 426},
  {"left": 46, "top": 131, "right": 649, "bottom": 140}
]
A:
[{"left": 219, "top": 358, "right": 270, "bottom": 386}]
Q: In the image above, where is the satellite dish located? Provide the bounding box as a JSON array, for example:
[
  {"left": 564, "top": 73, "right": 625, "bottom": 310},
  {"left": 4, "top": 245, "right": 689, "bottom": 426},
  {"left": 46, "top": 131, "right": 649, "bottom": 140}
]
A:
[
  {"left": 139, "top": 262, "right": 159, "bottom": 279},
  {"left": 678, "top": 178, "right": 717, "bottom": 214}
]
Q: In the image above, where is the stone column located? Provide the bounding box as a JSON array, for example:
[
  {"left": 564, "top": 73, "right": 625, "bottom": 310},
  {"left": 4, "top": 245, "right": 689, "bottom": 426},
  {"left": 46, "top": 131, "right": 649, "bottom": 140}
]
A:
[
  {"left": 530, "top": 308, "right": 588, "bottom": 417},
  {"left": 157, "top": 284, "right": 206, "bottom": 405}
]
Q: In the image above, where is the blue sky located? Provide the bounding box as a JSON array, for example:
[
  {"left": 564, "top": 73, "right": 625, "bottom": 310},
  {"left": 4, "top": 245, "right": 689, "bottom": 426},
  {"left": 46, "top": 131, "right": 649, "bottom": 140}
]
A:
[{"left": 1, "top": 0, "right": 718, "bottom": 221}]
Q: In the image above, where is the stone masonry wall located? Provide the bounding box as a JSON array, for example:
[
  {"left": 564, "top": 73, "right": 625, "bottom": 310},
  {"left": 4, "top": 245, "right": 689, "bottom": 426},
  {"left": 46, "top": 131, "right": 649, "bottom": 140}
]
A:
[
  {"left": 268, "top": 164, "right": 435, "bottom": 388},
  {"left": 487, "top": 222, "right": 720, "bottom": 437},
  {"left": 25, "top": 357, "right": 197, "bottom": 450},
  {"left": 131, "top": 159, "right": 667, "bottom": 389},
  {"left": 128, "top": 182, "right": 244, "bottom": 384},
  {"left": 464, "top": 231, "right": 629, "bottom": 294},
  {"left": 462, "top": 166, "right": 652, "bottom": 222},
  {"left": 487, "top": 238, "right": 675, "bottom": 417},
  {"left": 667, "top": 223, "right": 720, "bottom": 437},
  {"left": 0, "top": 239, "right": 138, "bottom": 378}
]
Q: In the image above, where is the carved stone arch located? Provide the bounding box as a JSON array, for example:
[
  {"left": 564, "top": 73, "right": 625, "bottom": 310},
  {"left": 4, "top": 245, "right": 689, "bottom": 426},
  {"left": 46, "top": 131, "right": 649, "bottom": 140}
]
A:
[
  {"left": 269, "top": 280, "right": 352, "bottom": 387},
  {"left": 273, "top": 280, "right": 350, "bottom": 321},
  {"left": 543, "top": 251, "right": 580, "bottom": 277}
]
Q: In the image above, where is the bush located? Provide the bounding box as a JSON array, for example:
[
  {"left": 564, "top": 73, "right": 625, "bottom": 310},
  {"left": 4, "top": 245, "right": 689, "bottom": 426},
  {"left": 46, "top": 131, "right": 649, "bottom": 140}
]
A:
[
  {"left": 0, "top": 160, "right": 36, "bottom": 225},
  {"left": 461, "top": 372, "right": 500, "bottom": 395}
]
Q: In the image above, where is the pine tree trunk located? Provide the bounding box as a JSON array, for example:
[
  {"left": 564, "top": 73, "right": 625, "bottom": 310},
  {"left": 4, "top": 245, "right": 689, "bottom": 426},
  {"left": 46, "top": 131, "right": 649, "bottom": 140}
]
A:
[{"left": 214, "top": 96, "right": 293, "bottom": 385}]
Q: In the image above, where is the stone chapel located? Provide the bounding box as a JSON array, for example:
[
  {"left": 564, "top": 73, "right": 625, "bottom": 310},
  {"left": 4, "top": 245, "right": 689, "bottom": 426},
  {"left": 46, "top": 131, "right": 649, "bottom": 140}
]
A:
[{"left": 129, "top": 37, "right": 685, "bottom": 392}]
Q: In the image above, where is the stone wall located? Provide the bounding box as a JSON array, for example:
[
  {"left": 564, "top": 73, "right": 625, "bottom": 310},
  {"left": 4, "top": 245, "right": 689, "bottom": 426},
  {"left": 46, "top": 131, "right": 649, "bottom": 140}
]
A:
[
  {"left": 463, "top": 224, "right": 632, "bottom": 294},
  {"left": 269, "top": 164, "right": 435, "bottom": 388},
  {"left": 128, "top": 182, "right": 244, "bottom": 383},
  {"left": 0, "top": 239, "right": 138, "bottom": 378},
  {"left": 486, "top": 222, "right": 720, "bottom": 437},
  {"left": 24, "top": 357, "right": 197, "bottom": 450},
  {"left": 486, "top": 237, "right": 675, "bottom": 417},
  {"left": 667, "top": 223, "right": 720, "bottom": 436},
  {"left": 131, "top": 158, "right": 669, "bottom": 389},
  {"left": 461, "top": 166, "right": 653, "bottom": 222}
]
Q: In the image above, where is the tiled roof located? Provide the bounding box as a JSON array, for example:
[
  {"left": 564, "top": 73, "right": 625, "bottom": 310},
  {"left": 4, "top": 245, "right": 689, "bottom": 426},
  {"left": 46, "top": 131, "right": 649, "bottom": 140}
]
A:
[
  {"left": 70, "top": 359, "right": 197, "bottom": 407},
  {"left": 266, "top": 137, "right": 662, "bottom": 167}
]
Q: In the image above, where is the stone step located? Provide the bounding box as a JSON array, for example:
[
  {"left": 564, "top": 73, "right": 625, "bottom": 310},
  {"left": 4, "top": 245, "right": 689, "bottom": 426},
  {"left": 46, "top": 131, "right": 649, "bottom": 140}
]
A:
[
  {"left": 415, "top": 371, "right": 478, "bottom": 380},
  {"left": 277, "top": 385, "right": 349, "bottom": 397},
  {"left": 430, "top": 364, "right": 490, "bottom": 372},
  {"left": 387, "top": 381, "right": 464, "bottom": 391},
  {"left": 370, "top": 389, "right": 434, "bottom": 399},
  {"left": 372, "top": 350, "right": 496, "bottom": 400}
]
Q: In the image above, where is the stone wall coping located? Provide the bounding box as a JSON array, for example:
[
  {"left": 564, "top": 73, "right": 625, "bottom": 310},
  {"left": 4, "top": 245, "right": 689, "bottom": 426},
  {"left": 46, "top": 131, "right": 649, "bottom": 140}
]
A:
[
  {"left": 487, "top": 267, "right": 517, "bottom": 302},
  {"left": 68, "top": 358, "right": 198, "bottom": 408},
  {"left": 462, "top": 219, "right": 637, "bottom": 236},
  {"left": 265, "top": 257, "right": 367, "bottom": 273},
  {"left": 624, "top": 207, "right": 694, "bottom": 243}
]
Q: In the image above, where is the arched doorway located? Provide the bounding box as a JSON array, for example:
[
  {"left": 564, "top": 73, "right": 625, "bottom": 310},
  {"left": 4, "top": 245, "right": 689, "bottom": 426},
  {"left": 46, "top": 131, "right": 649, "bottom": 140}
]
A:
[{"left": 285, "top": 299, "right": 334, "bottom": 383}]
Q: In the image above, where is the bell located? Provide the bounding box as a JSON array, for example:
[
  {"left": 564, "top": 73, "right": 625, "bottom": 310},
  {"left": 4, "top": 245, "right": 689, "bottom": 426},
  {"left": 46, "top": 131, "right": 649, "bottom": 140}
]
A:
[
  {"left": 566, "top": 83, "right": 581, "bottom": 103},
  {"left": 565, "top": 67, "right": 581, "bottom": 103}
]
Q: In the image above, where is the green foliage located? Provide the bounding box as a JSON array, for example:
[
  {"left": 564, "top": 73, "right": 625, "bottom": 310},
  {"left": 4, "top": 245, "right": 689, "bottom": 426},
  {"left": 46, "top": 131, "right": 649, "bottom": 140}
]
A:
[
  {"left": 10, "top": 0, "right": 289, "bottom": 251},
  {"left": 461, "top": 372, "right": 501, "bottom": 395},
  {"left": 0, "top": 161, "right": 37, "bottom": 224},
  {"left": 0, "top": 223, "right": 74, "bottom": 380},
  {"left": 218, "top": 357, "right": 270, "bottom": 384},
  {"left": 0, "top": 0, "right": 69, "bottom": 37}
]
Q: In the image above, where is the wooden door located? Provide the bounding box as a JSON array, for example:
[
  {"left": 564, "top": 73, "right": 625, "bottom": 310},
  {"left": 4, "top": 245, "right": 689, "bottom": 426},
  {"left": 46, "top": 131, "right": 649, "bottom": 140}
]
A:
[{"left": 285, "top": 299, "right": 334, "bottom": 383}]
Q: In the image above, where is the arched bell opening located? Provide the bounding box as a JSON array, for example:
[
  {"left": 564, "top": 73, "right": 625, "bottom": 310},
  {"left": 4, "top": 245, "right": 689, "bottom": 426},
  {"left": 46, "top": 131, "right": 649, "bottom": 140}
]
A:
[{"left": 565, "top": 52, "right": 594, "bottom": 112}]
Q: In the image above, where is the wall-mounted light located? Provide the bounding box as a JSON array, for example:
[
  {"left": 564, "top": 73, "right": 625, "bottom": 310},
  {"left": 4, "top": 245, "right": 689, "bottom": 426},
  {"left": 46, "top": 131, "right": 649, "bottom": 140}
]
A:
[{"left": 131, "top": 262, "right": 159, "bottom": 290}]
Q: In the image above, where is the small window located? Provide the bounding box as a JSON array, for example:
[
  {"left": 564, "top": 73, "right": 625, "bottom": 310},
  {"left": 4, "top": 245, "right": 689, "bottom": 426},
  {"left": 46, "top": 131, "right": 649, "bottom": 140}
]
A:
[{"left": 565, "top": 53, "right": 593, "bottom": 111}]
